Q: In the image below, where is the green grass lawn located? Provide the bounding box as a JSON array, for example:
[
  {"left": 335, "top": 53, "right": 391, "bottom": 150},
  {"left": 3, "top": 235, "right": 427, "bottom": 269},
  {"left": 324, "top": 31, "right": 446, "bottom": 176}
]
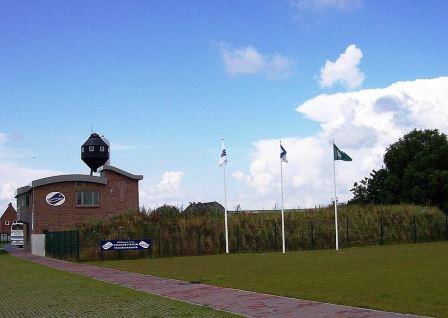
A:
[
  {"left": 0, "top": 251, "right": 236, "bottom": 318},
  {"left": 91, "top": 242, "right": 448, "bottom": 318}
]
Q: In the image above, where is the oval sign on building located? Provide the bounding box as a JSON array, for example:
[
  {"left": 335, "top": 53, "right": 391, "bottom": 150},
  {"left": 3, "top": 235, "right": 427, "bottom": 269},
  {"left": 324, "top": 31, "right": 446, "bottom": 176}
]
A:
[{"left": 46, "top": 192, "right": 66, "bottom": 206}]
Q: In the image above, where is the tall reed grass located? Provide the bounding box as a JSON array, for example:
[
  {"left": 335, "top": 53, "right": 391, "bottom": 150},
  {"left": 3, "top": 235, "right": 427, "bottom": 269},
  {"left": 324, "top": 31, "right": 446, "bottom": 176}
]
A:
[{"left": 77, "top": 204, "right": 447, "bottom": 260}]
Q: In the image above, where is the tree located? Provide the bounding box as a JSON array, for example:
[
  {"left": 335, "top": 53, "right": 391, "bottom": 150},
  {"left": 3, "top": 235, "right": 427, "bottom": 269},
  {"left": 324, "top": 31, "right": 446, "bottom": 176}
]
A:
[
  {"left": 350, "top": 129, "right": 448, "bottom": 212},
  {"left": 153, "top": 205, "right": 180, "bottom": 218}
]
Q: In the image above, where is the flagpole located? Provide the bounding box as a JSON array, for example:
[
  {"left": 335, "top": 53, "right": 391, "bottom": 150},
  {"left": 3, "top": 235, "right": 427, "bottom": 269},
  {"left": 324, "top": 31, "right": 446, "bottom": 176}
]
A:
[
  {"left": 332, "top": 141, "right": 339, "bottom": 251},
  {"left": 222, "top": 140, "right": 229, "bottom": 254},
  {"left": 280, "top": 141, "right": 285, "bottom": 254}
]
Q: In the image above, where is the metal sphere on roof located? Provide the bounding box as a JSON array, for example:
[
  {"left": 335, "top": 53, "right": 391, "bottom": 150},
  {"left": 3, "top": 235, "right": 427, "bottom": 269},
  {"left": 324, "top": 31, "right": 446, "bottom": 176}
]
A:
[{"left": 81, "top": 133, "right": 110, "bottom": 174}]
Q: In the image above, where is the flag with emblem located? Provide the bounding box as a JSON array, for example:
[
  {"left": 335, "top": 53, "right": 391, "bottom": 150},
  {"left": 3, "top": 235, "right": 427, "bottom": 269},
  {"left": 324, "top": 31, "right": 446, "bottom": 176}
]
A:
[
  {"left": 332, "top": 141, "right": 352, "bottom": 252},
  {"left": 279, "top": 141, "right": 287, "bottom": 253},
  {"left": 219, "top": 139, "right": 229, "bottom": 254},
  {"left": 333, "top": 144, "right": 352, "bottom": 161},
  {"left": 219, "top": 141, "right": 227, "bottom": 166},
  {"left": 280, "top": 144, "right": 288, "bottom": 163}
]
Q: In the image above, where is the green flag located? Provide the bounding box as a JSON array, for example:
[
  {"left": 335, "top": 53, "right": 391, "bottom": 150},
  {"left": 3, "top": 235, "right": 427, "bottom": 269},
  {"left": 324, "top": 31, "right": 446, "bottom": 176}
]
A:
[{"left": 333, "top": 144, "right": 352, "bottom": 161}]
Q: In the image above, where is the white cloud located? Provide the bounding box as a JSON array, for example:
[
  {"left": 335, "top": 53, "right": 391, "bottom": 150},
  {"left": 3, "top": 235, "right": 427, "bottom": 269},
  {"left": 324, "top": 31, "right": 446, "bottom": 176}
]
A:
[
  {"left": 232, "top": 170, "right": 246, "bottom": 181},
  {"left": 139, "top": 171, "right": 186, "bottom": 208},
  {"left": 319, "top": 44, "right": 365, "bottom": 89},
  {"left": 0, "top": 133, "right": 65, "bottom": 216},
  {"left": 219, "top": 43, "right": 295, "bottom": 79},
  {"left": 291, "top": 0, "right": 361, "bottom": 11},
  {"left": 157, "top": 171, "right": 184, "bottom": 191},
  {"left": 266, "top": 54, "right": 295, "bottom": 79},
  {"left": 232, "top": 77, "right": 448, "bottom": 209}
]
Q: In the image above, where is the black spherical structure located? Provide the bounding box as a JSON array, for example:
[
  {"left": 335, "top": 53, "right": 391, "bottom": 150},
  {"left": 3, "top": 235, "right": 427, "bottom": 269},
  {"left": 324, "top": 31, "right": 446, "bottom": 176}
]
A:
[{"left": 81, "top": 133, "right": 110, "bottom": 174}]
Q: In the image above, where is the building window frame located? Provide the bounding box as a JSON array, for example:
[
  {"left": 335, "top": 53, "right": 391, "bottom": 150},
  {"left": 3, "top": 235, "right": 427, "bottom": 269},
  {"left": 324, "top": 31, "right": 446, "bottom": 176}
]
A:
[
  {"left": 5, "top": 221, "right": 9, "bottom": 226},
  {"left": 100, "top": 146, "right": 105, "bottom": 152},
  {"left": 89, "top": 146, "right": 94, "bottom": 152},
  {"left": 76, "top": 191, "right": 100, "bottom": 207},
  {"left": 19, "top": 194, "right": 30, "bottom": 208}
]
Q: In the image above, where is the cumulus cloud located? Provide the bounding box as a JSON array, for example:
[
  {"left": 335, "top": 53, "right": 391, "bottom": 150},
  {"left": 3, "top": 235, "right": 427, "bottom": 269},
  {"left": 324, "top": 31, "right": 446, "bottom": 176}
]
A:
[
  {"left": 157, "top": 171, "right": 184, "bottom": 191},
  {"left": 232, "top": 77, "right": 448, "bottom": 209},
  {"left": 139, "top": 171, "right": 186, "bottom": 208},
  {"left": 319, "top": 44, "right": 365, "bottom": 89},
  {"left": 219, "top": 43, "right": 295, "bottom": 79}
]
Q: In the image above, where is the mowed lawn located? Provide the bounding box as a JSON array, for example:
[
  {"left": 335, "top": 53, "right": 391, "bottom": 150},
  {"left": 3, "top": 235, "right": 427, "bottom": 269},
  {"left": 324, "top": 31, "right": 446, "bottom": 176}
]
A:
[
  {"left": 0, "top": 251, "right": 236, "bottom": 318},
  {"left": 92, "top": 242, "right": 448, "bottom": 318}
]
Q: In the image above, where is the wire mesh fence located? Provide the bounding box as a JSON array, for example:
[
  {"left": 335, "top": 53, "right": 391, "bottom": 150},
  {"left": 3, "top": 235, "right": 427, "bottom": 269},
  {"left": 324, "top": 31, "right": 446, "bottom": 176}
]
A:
[
  {"left": 45, "top": 230, "right": 79, "bottom": 261},
  {"left": 0, "top": 233, "right": 10, "bottom": 243},
  {"left": 72, "top": 205, "right": 448, "bottom": 261}
]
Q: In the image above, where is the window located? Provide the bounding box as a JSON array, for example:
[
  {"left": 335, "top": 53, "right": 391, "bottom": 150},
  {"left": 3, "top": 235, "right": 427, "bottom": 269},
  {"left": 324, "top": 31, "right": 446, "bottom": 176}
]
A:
[
  {"left": 76, "top": 191, "right": 100, "bottom": 206},
  {"left": 5, "top": 221, "right": 9, "bottom": 226},
  {"left": 100, "top": 146, "right": 105, "bottom": 152},
  {"left": 75, "top": 181, "right": 85, "bottom": 187},
  {"left": 12, "top": 223, "right": 23, "bottom": 230},
  {"left": 89, "top": 146, "right": 94, "bottom": 152},
  {"left": 81, "top": 147, "right": 84, "bottom": 153},
  {"left": 19, "top": 194, "right": 30, "bottom": 208}
]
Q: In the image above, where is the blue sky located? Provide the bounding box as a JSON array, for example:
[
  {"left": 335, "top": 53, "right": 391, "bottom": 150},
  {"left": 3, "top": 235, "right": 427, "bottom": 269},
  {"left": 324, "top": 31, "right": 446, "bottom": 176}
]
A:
[{"left": 1, "top": 0, "right": 448, "bottom": 211}]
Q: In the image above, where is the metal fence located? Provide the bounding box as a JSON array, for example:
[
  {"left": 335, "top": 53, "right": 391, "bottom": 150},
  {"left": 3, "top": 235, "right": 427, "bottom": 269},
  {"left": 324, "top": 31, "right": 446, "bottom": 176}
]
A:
[
  {"left": 74, "top": 212, "right": 448, "bottom": 260},
  {"left": 45, "top": 230, "right": 79, "bottom": 261},
  {"left": 0, "top": 233, "right": 10, "bottom": 243}
]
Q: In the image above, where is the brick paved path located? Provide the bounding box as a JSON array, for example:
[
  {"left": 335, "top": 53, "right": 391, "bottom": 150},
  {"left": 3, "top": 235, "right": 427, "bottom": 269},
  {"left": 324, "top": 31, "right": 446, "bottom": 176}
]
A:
[{"left": 9, "top": 250, "right": 426, "bottom": 318}]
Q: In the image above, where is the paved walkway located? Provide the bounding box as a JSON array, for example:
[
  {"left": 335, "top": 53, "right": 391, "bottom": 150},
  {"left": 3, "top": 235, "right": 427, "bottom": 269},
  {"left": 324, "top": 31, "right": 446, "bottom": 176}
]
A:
[{"left": 8, "top": 250, "right": 426, "bottom": 318}]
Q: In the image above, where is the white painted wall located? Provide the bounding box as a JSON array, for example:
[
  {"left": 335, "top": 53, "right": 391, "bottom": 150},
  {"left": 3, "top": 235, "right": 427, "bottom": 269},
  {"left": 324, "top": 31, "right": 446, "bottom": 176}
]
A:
[{"left": 31, "top": 234, "right": 45, "bottom": 257}]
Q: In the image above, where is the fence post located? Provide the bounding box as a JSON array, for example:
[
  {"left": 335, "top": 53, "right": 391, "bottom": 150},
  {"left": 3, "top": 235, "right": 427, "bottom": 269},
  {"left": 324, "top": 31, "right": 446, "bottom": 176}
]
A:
[
  {"left": 70, "top": 231, "right": 73, "bottom": 260},
  {"left": 310, "top": 220, "right": 314, "bottom": 250},
  {"left": 117, "top": 228, "right": 122, "bottom": 260},
  {"left": 274, "top": 221, "right": 277, "bottom": 250},
  {"left": 413, "top": 215, "right": 417, "bottom": 243},
  {"left": 236, "top": 224, "right": 240, "bottom": 252},
  {"left": 346, "top": 218, "right": 350, "bottom": 248},
  {"left": 77, "top": 231, "right": 80, "bottom": 261},
  {"left": 158, "top": 225, "right": 161, "bottom": 257},
  {"left": 445, "top": 213, "right": 448, "bottom": 240},
  {"left": 197, "top": 226, "right": 201, "bottom": 255},
  {"left": 379, "top": 218, "right": 384, "bottom": 245}
]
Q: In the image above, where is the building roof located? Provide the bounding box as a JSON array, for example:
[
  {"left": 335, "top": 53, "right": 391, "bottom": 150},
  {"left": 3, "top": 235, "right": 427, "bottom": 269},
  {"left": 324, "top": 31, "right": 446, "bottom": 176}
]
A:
[
  {"left": 0, "top": 203, "right": 17, "bottom": 219},
  {"left": 15, "top": 165, "right": 142, "bottom": 197},
  {"left": 100, "top": 165, "right": 143, "bottom": 180}
]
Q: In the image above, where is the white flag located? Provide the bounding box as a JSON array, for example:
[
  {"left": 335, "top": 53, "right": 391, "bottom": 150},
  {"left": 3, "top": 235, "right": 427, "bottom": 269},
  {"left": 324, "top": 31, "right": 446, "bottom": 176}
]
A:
[{"left": 219, "top": 141, "right": 227, "bottom": 166}]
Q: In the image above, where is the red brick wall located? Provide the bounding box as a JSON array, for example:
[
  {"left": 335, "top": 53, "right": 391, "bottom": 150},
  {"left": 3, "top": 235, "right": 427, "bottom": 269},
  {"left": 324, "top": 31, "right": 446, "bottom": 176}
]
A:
[
  {"left": 0, "top": 204, "right": 17, "bottom": 234},
  {"left": 32, "top": 170, "right": 139, "bottom": 234}
]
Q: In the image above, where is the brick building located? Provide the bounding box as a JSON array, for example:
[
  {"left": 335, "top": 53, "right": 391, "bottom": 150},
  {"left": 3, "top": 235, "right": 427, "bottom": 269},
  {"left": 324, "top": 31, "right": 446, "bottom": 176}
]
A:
[
  {"left": 0, "top": 203, "right": 17, "bottom": 239},
  {"left": 15, "top": 165, "right": 143, "bottom": 255}
]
